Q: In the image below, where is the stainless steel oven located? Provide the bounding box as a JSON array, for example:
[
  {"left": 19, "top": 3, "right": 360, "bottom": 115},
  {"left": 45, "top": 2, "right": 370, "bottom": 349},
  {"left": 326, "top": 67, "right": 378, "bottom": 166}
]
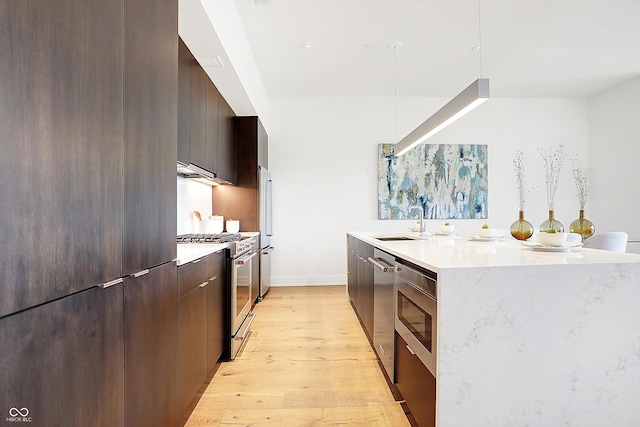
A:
[
  {"left": 394, "top": 261, "right": 437, "bottom": 378},
  {"left": 229, "top": 236, "right": 257, "bottom": 360}
]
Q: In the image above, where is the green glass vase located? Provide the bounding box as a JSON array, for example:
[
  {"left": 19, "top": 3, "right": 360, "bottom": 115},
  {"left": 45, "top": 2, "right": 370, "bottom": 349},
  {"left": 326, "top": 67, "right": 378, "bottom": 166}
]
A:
[
  {"left": 570, "top": 209, "right": 595, "bottom": 242},
  {"left": 510, "top": 210, "right": 534, "bottom": 240},
  {"left": 539, "top": 210, "right": 564, "bottom": 233}
]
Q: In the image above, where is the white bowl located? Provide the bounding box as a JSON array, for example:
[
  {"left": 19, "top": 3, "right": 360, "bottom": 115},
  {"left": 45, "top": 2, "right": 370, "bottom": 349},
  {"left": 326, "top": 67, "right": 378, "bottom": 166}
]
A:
[
  {"left": 440, "top": 225, "right": 455, "bottom": 233},
  {"left": 537, "top": 232, "right": 568, "bottom": 246},
  {"left": 476, "top": 227, "right": 496, "bottom": 238}
]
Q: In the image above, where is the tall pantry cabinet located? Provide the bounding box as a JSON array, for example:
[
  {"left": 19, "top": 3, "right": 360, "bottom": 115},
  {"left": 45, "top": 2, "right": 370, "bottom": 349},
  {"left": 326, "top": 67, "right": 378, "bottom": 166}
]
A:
[{"left": 0, "top": 0, "right": 178, "bottom": 426}]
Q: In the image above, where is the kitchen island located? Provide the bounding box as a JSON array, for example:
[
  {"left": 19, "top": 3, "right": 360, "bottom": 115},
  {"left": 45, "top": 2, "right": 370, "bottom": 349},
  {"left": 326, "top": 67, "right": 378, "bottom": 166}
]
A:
[{"left": 348, "top": 231, "right": 640, "bottom": 427}]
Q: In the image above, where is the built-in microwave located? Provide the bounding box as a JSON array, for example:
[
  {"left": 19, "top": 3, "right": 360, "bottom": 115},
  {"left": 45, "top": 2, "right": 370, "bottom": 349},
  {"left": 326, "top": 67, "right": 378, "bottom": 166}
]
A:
[{"left": 394, "top": 261, "right": 437, "bottom": 378}]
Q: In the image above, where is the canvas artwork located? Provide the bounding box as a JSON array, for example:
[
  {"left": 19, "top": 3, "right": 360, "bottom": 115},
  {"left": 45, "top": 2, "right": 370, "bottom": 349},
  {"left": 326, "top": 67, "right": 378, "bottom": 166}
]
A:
[{"left": 378, "top": 143, "right": 488, "bottom": 220}]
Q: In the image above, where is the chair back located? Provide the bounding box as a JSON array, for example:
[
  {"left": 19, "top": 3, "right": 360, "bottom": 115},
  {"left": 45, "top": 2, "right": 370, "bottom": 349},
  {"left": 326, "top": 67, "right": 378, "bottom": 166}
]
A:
[
  {"left": 566, "top": 233, "right": 582, "bottom": 243},
  {"left": 582, "top": 232, "right": 628, "bottom": 252}
]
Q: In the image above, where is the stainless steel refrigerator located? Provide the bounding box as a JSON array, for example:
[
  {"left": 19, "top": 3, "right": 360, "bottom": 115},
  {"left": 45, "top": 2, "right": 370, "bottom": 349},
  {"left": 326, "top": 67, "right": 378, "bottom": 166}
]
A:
[{"left": 258, "top": 166, "right": 273, "bottom": 300}]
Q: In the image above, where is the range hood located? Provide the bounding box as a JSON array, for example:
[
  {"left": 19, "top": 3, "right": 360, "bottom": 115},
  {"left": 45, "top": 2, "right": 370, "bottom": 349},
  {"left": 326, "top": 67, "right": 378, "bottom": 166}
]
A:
[{"left": 177, "top": 162, "right": 231, "bottom": 186}]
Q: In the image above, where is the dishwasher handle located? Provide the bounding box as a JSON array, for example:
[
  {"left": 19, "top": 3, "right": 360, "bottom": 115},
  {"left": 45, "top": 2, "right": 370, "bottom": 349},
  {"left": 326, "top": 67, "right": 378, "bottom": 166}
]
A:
[{"left": 367, "top": 257, "right": 393, "bottom": 273}]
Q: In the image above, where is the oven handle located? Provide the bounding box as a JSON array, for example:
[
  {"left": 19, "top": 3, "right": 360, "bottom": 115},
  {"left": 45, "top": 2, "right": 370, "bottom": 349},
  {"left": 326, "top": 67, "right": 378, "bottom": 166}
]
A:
[{"left": 235, "top": 251, "right": 258, "bottom": 265}]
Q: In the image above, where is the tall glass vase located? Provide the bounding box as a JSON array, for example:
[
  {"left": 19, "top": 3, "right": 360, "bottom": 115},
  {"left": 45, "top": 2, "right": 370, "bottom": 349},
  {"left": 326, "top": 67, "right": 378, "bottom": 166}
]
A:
[
  {"left": 510, "top": 210, "right": 534, "bottom": 240},
  {"left": 539, "top": 210, "right": 564, "bottom": 233},
  {"left": 570, "top": 209, "right": 595, "bottom": 242}
]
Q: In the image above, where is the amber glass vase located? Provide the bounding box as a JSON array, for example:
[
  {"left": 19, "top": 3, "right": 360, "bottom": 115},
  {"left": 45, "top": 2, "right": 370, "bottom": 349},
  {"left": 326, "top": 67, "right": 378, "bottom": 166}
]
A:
[
  {"left": 570, "top": 209, "right": 595, "bottom": 242},
  {"left": 510, "top": 210, "right": 534, "bottom": 240},
  {"left": 539, "top": 210, "right": 564, "bottom": 233}
]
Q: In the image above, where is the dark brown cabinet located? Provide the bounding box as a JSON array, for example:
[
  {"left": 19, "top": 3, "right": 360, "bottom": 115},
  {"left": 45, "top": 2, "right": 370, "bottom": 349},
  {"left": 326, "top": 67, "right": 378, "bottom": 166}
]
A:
[
  {"left": 0, "top": 0, "right": 124, "bottom": 318},
  {"left": 205, "top": 78, "right": 220, "bottom": 174},
  {"left": 178, "top": 38, "right": 236, "bottom": 184},
  {"left": 206, "top": 251, "right": 227, "bottom": 371},
  {"left": 189, "top": 54, "right": 208, "bottom": 172},
  {"left": 0, "top": 284, "right": 125, "bottom": 426},
  {"left": 178, "top": 37, "right": 192, "bottom": 166},
  {"left": 216, "top": 96, "right": 236, "bottom": 183},
  {"left": 177, "top": 250, "right": 226, "bottom": 422},
  {"left": 212, "top": 116, "right": 267, "bottom": 231},
  {"left": 124, "top": 262, "right": 178, "bottom": 427},
  {"left": 123, "top": 0, "right": 177, "bottom": 275},
  {"left": 178, "top": 286, "right": 207, "bottom": 423},
  {"left": 396, "top": 333, "right": 436, "bottom": 427},
  {"left": 1, "top": 0, "right": 179, "bottom": 424},
  {"left": 347, "top": 237, "right": 374, "bottom": 341}
]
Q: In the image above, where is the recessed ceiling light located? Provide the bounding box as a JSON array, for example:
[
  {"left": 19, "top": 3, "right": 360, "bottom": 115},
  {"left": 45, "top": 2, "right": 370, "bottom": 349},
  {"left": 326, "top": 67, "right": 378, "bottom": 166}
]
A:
[
  {"left": 471, "top": 45, "right": 481, "bottom": 51},
  {"left": 362, "top": 44, "right": 372, "bottom": 49},
  {"left": 302, "top": 44, "right": 313, "bottom": 50}
]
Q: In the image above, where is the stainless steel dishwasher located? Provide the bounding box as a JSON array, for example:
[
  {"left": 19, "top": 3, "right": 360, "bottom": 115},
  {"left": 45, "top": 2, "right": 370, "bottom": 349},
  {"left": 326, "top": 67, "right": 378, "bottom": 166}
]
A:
[{"left": 368, "top": 248, "right": 396, "bottom": 381}]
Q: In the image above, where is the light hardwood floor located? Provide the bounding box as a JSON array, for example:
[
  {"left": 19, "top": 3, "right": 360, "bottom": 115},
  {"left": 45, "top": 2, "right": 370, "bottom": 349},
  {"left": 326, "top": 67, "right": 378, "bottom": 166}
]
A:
[{"left": 185, "top": 285, "right": 410, "bottom": 426}]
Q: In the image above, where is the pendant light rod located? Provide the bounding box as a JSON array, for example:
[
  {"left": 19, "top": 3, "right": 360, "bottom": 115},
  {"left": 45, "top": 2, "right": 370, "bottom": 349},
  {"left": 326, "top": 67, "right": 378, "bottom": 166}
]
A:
[{"left": 393, "top": 78, "right": 490, "bottom": 157}]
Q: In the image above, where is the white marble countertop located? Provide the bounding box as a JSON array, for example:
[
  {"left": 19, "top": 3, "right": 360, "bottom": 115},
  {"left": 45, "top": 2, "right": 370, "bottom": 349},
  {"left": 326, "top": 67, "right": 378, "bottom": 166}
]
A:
[
  {"left": 348, "top": 230, "right": 640, "bottom": 272},
  {"left": 348, "top": 230, "right": 640, "bottom": 426},
  {"left": 176, "top": 243, "right": 227, "bottom": 266}
]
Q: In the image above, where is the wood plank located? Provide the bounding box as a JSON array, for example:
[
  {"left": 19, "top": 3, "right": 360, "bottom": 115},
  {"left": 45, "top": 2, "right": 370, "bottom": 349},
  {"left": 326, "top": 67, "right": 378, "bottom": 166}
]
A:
[{"left": 184, "top": 285, "right": 409, "bottom": 426}]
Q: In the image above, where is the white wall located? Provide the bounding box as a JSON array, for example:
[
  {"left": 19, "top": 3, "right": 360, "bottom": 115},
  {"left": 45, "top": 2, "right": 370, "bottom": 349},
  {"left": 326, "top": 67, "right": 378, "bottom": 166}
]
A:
[
  {"left": 588, "top": 76, "right": 640, "bottom": 253},
  {"left": 268, "top": 96, "right": 589, "bottom": 286}
]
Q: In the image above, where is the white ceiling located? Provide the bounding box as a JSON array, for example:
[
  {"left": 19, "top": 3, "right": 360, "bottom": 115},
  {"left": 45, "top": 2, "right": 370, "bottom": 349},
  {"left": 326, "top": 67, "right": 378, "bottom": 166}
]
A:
[{"left": 232, "top": 0, "right": 640, "bottom": 99}]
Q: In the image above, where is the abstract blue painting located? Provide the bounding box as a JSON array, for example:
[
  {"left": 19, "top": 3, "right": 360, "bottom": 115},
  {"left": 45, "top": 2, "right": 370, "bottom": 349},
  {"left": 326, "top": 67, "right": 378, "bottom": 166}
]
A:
[{"left": 378, "top": 143, "right": 488, "bottom": 220}]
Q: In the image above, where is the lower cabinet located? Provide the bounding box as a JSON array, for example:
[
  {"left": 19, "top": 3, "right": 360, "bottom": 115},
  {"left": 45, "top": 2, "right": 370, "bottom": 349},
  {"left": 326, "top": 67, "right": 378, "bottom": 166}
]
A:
[
  {"left": 396, "top": 333, "right": 436, "bottom": 427},
  {"left": 124, "top": 262, "right": 178, "bottom": 427},
  {"left": 0, "top": 284, "right": 125, "bottom": 426},
  {"left": 347, "top": 237, "right": 374, "bottom": 341},
  {"left": 177, "top": 250, "right": 226, "bottom": 422},
  {"left": 206, "top": 252, "right": 226, "bottom": 371},
  {"left": 178, "top": 285, "right": 207, "bottom": 422}
]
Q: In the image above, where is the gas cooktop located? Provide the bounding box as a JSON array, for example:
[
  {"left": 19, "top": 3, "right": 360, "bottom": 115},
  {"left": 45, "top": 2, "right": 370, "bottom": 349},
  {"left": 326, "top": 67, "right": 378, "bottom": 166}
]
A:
[{"left": 177, "top": 233, "right": 242, "bottom": 244}]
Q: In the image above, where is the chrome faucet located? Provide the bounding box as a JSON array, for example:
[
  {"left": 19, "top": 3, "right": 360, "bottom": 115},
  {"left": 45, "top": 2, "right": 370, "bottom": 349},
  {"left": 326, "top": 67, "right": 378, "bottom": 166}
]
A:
[{"left": 411, "top": 205, "right": 425, "bottom": 235}]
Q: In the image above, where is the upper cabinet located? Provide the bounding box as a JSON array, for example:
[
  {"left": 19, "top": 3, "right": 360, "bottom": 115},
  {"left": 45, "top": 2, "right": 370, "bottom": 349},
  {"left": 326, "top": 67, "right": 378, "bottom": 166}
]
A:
[
  {"left": 0, "top": 0, "right": 124, "bottom": 317},
  {"left": 177, "top": 38, "right": 191, "bottom": 166},
  {"left": 177, "top": 38, "right": 236, "bottom": 184},
  {"left": 205, "top": 78, "right": 220, "bottom": 174},
  {"left": 123, "top": 0, "right": 178, "bottom": 274},
  {"left": 217, "top": 95, "right": 236, "bottom": 184},
  {"left": 236, "top": 116, "right": 269, "bottom": 188},
  {"left": 0, "top": 0, "right": 177, "bottom": 316},
  {"left": 189, "top": 54, "right": 208, "bottom": 171}
]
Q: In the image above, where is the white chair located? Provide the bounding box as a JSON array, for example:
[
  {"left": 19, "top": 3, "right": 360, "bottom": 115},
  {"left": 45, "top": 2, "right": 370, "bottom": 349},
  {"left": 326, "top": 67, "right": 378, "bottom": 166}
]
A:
[
  {"left": 582, "top": 232, "right": 628, "bottom": 252},
  {"left": 566, "top": 233, "right": 582, "bottom": 243}
]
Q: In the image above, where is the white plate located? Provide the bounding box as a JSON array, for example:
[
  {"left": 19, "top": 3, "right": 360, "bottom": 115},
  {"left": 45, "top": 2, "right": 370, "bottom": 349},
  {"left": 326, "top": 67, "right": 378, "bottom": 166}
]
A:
[
  {"left": 434, "top": 231, "right": 455, "bottom": 236},
  {"left": 522, "top": 242, "right": 583, "bottom": 252},
  {"left": 471, "top": 236, "right": 502, "bottom": 242}
]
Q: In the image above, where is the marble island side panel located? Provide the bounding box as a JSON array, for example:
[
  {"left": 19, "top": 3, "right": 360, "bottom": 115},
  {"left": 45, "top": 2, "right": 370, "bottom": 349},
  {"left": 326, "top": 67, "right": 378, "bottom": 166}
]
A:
[{"left": 438, "top": 262, "right": 640, "bottom": 426}]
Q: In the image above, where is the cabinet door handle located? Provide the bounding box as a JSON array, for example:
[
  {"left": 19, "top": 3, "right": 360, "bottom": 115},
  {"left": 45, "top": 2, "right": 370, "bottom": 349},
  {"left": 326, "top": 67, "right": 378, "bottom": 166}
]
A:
[
  {"left": 208, "top": 275, "right": 218, "bottom": 282},
  {"left": 132, "top": 269, "right": 149, "bottom": 278},
  {"left": 199, "top": 281, "right": 208, "bottom": 288},
  {"left": 191, "top": 258, "right": 202, "bottom": 264},
  {"left": 406, "top": 344, "right": 416, "bottom": 355},
  {"left": 98, "top": 278, "right": 124, "bottom": 289}
]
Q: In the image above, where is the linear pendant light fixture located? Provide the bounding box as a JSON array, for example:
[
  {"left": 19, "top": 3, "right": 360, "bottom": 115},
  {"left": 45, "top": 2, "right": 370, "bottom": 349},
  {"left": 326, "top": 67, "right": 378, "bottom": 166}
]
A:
[
  {"left": 394, "top": 0, "right": 489, "bottom": 157},
  {"left": 394, "top": 78, "right": 490, "bottom": 156}
]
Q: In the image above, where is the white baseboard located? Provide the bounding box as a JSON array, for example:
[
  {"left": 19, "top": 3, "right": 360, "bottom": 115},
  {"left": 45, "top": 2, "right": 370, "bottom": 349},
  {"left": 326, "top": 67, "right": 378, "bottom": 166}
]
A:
[{"left": 271, "top": 275, "right": 346, "bottom": 287}]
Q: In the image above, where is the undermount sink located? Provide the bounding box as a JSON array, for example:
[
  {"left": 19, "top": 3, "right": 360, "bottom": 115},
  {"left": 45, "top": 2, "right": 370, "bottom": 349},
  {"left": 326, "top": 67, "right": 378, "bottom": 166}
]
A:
[
  {"left": 376, "top": 236, "right": 415, "bottom": 241},
  {"left": 374, "top": 235, "right": 419, "bottom": 241}
]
